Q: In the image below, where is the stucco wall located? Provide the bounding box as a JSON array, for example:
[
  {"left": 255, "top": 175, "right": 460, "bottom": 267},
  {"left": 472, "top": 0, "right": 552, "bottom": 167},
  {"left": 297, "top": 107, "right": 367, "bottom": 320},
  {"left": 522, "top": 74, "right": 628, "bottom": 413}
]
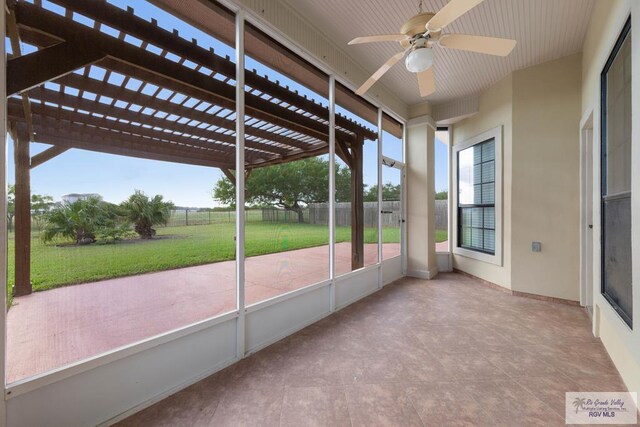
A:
[
  {"left": 451, "top": 74, "right": 513, "bottom": 289},
  {"left": 510, "top": 53, "right": 582, "bottom": 301},
  {"left": 451, "top": 53, "right": 583, "bottom": 302}
]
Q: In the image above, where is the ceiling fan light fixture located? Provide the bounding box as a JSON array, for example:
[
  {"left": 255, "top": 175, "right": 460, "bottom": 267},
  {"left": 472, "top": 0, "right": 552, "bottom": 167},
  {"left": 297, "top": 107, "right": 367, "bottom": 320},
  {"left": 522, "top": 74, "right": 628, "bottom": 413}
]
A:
[{"left": 405, "top": 47, "right": 433, "bottom": 73}]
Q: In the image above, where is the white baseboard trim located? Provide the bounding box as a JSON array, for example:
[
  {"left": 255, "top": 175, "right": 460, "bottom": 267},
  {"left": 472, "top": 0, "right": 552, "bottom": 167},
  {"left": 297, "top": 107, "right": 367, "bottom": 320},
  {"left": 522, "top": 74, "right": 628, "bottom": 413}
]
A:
[{"left": 407, "top": 269, "right": 437, "bottom": 280}]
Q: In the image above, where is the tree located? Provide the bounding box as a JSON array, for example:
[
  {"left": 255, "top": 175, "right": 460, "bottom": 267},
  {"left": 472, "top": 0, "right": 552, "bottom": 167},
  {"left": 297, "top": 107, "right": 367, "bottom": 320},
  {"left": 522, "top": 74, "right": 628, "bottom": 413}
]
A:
[
  {"left": 42, "top": 196, "right": 117, "bottom": 244},
  {"left": 364, "top": 183, "right": 401, "bottom": 202},
  {"left": 7, "top": 185, "right": 15, "bottom": 232},
  {"left": 7, "top": 185, "right": 54, "bottom": 232},
  {"left": 435, "top": 190, "right": 448, "bottom": 200},
  {"left": 31, "top": 194, "right": 54, "bottom": 215},
  {"left": 31, "top": 193, "right": 54, "bottom": 230},
  {"left": 213, "top": 157, "right": 352, "bottom": 223},
  {"left": 121, "top": 190, "right": 174, "bottom": 239},
  {"left": 335, "top": 165, "right": 352, "bottom": 203}
]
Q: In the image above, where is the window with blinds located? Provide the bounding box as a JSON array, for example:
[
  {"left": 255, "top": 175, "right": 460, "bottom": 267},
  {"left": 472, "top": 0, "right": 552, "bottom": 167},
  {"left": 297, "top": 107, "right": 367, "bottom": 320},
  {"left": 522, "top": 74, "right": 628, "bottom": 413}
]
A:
[{"left": 457, "top": 138, "right": 496, "bottom": 254}]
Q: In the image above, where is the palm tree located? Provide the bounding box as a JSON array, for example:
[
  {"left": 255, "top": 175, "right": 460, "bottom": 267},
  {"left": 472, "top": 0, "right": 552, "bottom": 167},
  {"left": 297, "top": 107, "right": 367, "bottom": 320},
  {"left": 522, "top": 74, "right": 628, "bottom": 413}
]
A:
[
  {"left": 572, "top": 397, "right": 586, "bottom": 414},
  {"left": 121, "top": 190, "right": 174, "bottom": 239},
  {"left": 42, "top": 196, "right": 111, "bottom": 245}
]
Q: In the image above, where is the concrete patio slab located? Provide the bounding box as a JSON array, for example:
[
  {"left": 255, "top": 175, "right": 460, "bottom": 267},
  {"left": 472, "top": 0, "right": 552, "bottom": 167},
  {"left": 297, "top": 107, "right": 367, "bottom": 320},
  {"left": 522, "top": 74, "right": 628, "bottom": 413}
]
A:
[{"left": 7, "top": 242, "right": 399, "bottom": 383}]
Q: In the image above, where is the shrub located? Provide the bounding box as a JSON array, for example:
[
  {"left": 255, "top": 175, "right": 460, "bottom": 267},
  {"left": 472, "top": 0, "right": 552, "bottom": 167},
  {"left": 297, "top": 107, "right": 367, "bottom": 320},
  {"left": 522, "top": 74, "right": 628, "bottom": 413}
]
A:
[
  {"left": 121, "top": 190, "right": 174, "bottom": 239},
  {"left": 42, "top": 196, "right": 120, "bottom": 245}
]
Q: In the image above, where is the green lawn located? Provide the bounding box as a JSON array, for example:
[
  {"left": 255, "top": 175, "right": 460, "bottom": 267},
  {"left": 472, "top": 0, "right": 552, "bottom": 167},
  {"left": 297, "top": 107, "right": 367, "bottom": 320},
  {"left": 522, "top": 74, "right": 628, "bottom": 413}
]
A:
[{"left": 7, "top": 223, "right": 419, "bottom": 294}]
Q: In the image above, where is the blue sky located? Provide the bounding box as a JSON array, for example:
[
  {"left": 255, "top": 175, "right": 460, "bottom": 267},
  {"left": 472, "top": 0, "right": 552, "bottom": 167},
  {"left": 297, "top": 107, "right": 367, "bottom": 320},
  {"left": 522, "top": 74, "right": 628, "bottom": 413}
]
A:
[{"left": 7, "top": 0, "right": 449, "bottom": 207}]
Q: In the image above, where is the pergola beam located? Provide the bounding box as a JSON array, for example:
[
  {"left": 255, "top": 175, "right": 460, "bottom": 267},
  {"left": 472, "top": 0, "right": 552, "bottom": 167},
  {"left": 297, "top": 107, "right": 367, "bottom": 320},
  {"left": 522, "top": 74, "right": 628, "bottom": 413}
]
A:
[
  {"left": 18, "top": 114, "right": 235, "bottom": 166},
  {"left": 27, "top": 79, "right": 298, "bottom": 156},
  {"left": 6, "top": 41, "right": 105, "bottom": 96},
  {"left": 28, "top": 125, "right": 234, "bottom": 169},
  {"left": 17, "top": 94, "right": 242, "bottom": 156},
  {"left": 8, "top": 99, "right": 242, "bottom": 162},
  {"left": 11, "top": 115, "right": 235, "bottom": 167}
]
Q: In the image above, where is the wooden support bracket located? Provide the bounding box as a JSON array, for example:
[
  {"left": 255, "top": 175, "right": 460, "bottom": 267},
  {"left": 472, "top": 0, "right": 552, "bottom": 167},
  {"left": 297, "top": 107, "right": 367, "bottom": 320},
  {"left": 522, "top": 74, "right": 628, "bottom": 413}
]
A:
[
  {"left": 30, "top": 146, "right": 69, "bottom": 169},
  {"left": 221, "top": 168, "right": 236, "bottom": 182}
]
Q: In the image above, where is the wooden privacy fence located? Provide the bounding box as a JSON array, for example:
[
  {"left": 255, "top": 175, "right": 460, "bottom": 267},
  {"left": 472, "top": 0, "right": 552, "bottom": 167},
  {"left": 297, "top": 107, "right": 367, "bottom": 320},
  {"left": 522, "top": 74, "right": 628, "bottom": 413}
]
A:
[
  {"left": 309, "top": 199, "right": 447, "bottom": 229},
  {"left": 162, "top": 201, "right": 447, "bottom": 228},
  {"left": 164, "top": 209, "right": 263, "bottom": 227},
  {"left": 435, "top": 200, "right": 448, "bottom": 231},
  {"left": 261, "top": 208, "right": 309, "bottom": 223},
  {"left": 308, "top": 202, "right": 400, "bottom": 228}
]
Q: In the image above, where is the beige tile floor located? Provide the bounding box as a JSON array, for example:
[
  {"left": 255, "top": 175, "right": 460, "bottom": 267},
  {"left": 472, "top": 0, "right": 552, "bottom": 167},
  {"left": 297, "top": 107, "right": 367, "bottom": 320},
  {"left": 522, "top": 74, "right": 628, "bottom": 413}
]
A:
[{"left": 116, "top": 273, "right": 635, "bottom": 427}]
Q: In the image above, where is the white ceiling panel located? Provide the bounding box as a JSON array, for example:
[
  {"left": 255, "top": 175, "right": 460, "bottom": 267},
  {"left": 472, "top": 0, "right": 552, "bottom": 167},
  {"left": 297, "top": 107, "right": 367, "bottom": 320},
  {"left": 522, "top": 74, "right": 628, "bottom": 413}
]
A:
[{"left": 282, "top": 0, "right": 594, "bottom": 105}]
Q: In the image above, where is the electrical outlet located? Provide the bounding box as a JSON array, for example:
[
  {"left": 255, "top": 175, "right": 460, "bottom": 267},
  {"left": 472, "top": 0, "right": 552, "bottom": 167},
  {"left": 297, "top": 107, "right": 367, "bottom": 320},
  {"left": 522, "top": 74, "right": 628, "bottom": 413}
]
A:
[{"left": 532, "top": 242, "right": 542, "bottom": 252}]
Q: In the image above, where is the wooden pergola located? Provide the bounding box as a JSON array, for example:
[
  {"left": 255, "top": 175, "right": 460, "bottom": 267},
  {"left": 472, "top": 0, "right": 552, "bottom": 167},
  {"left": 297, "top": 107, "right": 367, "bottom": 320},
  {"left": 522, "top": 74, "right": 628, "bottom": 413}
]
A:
[{"left": 5, "top": 0, "right": 401, "bottom": 296}]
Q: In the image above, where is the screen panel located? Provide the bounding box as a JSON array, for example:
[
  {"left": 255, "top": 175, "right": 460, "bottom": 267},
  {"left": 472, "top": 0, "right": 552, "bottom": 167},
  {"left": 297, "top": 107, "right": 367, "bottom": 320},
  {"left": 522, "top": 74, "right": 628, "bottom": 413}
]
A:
[{"left": 600, "top": 18, "right": 632, "bottom": 327}]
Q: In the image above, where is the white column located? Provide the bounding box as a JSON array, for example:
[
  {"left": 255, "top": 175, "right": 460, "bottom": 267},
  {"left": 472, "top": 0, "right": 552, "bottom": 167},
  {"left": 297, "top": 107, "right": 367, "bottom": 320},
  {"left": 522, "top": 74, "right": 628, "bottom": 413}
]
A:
[
  {"left": 328, "top": 75, "right": 336, "bottom": 311},
  {"left": 406, "top": 116, "right": 438, "bottom": 279},
  {"left": 377, "top": 108, "right": 383, "bottom": 288}
]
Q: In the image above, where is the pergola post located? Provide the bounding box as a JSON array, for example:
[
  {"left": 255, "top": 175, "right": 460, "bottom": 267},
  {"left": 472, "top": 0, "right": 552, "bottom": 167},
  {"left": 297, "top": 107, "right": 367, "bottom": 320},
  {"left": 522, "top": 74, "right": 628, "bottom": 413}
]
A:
[
  {"left": 13, "top": 126, "right": 31, "bottom": 296},
  {"left": 351, "top": 136, "right": 365, "bottom": 271}
]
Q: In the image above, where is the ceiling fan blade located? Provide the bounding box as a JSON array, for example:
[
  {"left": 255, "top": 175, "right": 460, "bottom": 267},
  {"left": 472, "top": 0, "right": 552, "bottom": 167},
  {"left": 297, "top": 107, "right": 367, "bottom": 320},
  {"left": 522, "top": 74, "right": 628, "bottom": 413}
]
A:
[
  {"left": 417, "top": 68, "right": 435, "bottom": 97},
  {"left": 426, "top": 0, "right": 485, "bottom": 31},
  {"left": 348, "top": 34, "right": 408, "bottom": 45},
  {"left": 440, "top": 34, "right": 517, "bottom": 56},
  {"left": 356, "top": 51, "right": 406, "bottom": 96}
]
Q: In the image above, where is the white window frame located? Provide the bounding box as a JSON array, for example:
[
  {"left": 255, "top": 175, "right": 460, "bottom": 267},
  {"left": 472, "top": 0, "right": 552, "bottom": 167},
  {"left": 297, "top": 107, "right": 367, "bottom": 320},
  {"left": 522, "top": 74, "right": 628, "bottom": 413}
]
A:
[{"left": 452, "top": 125, "right": 503, "bottom": 266}]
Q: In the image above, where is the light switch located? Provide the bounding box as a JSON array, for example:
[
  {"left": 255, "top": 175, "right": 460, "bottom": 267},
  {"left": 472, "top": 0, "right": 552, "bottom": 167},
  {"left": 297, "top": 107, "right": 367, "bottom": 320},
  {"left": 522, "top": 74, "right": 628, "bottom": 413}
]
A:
[{"left": 532, "top": 242, "right": 542, "bottom": 252}]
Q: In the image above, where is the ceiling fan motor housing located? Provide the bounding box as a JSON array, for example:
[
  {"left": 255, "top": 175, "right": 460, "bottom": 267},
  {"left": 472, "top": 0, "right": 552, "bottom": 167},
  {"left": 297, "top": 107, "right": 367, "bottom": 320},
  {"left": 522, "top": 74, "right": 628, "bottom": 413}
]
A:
[{"left": 400, "top": 12, "right": 435, "bottom": 36}]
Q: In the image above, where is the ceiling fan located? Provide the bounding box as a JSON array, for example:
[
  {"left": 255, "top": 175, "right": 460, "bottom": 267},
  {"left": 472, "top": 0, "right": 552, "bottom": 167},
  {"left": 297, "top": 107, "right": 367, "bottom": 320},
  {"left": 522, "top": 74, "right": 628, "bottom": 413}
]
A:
[{"left": 349, "top": 0, "right": 517, "bottom": 97}]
